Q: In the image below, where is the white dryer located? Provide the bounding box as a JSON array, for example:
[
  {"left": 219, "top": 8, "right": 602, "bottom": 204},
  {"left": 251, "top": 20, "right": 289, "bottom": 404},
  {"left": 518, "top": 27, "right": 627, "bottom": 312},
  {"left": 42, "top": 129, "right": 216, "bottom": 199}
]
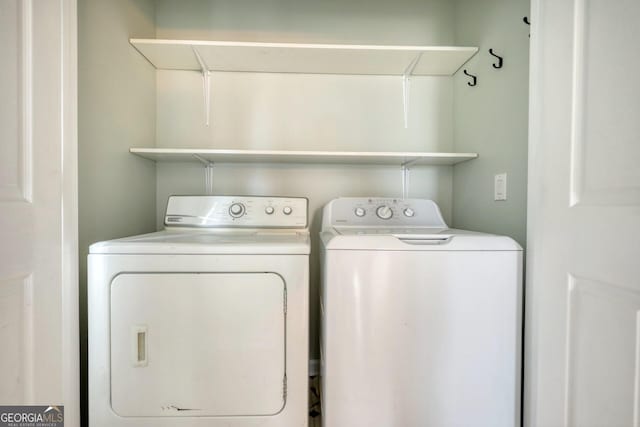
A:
[
  {"left": 89, "top": 195, "right": 309, "bottom": 427},
  {"left": 320, "top": 197, "right": 523, "bottom": 427}
]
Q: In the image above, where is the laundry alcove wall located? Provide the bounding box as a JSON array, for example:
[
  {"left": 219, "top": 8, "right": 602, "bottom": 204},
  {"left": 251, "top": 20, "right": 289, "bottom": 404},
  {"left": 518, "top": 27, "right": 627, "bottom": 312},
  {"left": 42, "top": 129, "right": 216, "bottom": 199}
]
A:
[{"left": 78, "top": 0, "right": 529, "bottom": 425}]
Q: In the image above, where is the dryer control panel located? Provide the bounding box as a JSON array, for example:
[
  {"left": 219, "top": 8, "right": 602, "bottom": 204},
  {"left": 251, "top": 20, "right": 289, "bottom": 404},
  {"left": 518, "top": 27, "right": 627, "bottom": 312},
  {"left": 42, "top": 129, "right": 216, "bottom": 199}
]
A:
[
  {"left": 322, "top": 197, "right": 448, "bottom": 229},
  {"left": 165, "top": 196, "right": 308, "bottom": 228}
]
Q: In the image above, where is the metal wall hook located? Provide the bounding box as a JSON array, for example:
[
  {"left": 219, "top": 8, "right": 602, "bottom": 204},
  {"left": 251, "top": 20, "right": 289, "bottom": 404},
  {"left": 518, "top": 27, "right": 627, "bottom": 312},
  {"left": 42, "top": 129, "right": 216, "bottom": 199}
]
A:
[
  {"left": 463, "top": 69, "right": 477, "bottom": 87},
  {"left": 489, "top": 49, "right": 504, "bottom": 69}
]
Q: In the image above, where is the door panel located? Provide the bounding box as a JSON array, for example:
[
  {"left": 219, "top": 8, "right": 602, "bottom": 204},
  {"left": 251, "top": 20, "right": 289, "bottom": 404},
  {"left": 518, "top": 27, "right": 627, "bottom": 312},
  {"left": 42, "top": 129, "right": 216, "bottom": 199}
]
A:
[
  {"left": 565, "top": 276, "right": 640, "bottom": 427},
  {"left": 526, "top": 0, "right": 640, "bottom": 425},
  {"left": 110, "top": 273, "right": 286, "bottom": 417},
  {"left": 0, "top": 0, "right": 32, "bottom": 203},
  {"left": 570, "top": 0, "right": 640, "bottom": 206},
  {"left": 0, "top": 275, "right": 33, "bottom": 401},
  {"left": 0, "top": 1, "right": 77, "bottom": 422},
  {"left": 0, "top": 3, "right": 35, "bottom": 403}
]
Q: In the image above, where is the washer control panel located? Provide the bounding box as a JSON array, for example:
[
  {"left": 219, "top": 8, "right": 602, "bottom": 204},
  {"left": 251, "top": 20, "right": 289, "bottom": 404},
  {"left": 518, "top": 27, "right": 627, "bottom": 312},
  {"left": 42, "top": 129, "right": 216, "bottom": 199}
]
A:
[
  {"left": 324, "top": 197, "right": 447, "bottom": 228},
  {"left": 165, "top": 196, "right": 308, "bottom": 228}
]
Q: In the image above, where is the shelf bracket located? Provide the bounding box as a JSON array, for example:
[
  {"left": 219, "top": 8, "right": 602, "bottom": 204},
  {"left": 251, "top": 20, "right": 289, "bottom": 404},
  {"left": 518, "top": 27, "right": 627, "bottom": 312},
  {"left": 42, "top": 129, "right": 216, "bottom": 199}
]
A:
[
  {"left": 400, "top": 158, "right": 421, "bottom": 199},
  {"left": 192, "top": 47, "right": 212, "bottom": 127},
  {"left": 402, "top": 53, "right": 422, "bottom": 129},
  {"left": 193, "top": 154, "right": 214, "bottom": 195}
]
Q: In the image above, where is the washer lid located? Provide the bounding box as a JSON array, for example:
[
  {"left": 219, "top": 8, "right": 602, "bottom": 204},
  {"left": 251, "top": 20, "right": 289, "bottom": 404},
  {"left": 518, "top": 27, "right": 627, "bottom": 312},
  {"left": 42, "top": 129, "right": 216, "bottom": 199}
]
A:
[
  {"left": 322, "top": 228, "right": 522, "bottom": 251},
  {"left": 89, "top": 229, "right": 310, "bottom": 255}
]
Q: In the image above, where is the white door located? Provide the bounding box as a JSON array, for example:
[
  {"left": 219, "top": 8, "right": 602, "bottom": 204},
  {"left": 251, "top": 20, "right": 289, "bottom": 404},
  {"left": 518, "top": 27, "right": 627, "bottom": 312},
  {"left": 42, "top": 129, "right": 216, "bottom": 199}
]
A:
[
  {"left": 526, "top": 0, "right": 640, "bottom": 426},
  {"left": 0, "top": 0, "right": 78, "bottom": 425}
]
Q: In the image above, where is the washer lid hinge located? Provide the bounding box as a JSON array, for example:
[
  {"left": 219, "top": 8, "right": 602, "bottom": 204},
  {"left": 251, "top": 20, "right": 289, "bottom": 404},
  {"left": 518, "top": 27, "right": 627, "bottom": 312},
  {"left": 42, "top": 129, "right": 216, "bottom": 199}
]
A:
[
  {"left": 283, "top": 374, "right": 288, "bottom": 401},
  {"left": 283, "top": 288, "right": 287, "bottom": 314}
]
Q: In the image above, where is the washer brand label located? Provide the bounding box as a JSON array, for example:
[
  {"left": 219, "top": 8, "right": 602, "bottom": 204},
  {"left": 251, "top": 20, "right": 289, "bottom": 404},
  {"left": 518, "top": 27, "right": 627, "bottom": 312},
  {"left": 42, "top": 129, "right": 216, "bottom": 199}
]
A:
[{"left": 0, "top": 406, "right": 64, "bottom": 427}]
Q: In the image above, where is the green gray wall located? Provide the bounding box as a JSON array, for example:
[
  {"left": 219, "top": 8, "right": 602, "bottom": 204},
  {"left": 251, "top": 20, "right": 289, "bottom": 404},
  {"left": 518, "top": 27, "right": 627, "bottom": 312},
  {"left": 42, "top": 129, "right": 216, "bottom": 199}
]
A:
[
  {"left": 78, "top": 1, "right": 156, "bottom": 425},
  {"left": 452, "top": 0, "right": 530, "bottom": 246}
]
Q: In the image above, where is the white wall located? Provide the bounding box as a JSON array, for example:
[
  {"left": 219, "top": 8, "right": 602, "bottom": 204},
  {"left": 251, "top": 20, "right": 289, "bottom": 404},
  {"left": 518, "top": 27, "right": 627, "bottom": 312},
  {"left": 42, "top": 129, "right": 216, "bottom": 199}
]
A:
[
  {"left": 154, "top": 0, "right": 455, "bottom": 45},
  {"left": 153, "top": 0, "right": 458, "bottom": 359},
  {"left": 78, "top": 0, "right": 156, "bottom": 424},
  {"left": 154, "top": 72, "right": 456, "bottom": 228},
  {"left": 156, "top": 72, "right": 454, "bottom": 153},
  {"left": 452, "top": 0, "right": 530, "bottom": 246}
]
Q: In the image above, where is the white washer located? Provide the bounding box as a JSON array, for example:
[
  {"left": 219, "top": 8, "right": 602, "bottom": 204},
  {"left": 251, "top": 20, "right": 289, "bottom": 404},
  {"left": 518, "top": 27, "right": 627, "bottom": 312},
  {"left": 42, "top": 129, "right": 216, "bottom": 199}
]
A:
[
  {"left": 320, "top": 197, "right": 523, "bottom": 427},
  {"left": 89, "top": 195, "right": 309, "bottom": 427}
]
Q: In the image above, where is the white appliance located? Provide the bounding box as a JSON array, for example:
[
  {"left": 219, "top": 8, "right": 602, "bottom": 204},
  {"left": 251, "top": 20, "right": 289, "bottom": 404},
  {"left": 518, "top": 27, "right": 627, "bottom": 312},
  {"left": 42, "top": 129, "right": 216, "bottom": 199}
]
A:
[
  {"left": 89, "top": 195, "right": 309, "bottom": 427},
  {"left": 320, "top": 197, "right": 523, "bottom": 427}
]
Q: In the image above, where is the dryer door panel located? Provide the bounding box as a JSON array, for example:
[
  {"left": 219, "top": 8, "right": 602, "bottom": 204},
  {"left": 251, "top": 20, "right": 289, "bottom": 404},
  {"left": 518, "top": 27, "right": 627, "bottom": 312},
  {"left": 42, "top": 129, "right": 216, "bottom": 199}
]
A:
[{"left": 110, "top": 272, "right": 286, "bottom": 417}]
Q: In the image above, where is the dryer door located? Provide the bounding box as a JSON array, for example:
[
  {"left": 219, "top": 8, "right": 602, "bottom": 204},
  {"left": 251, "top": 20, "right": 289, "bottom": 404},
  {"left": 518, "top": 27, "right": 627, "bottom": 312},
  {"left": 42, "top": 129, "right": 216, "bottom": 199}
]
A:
[{"left": 110, "top": 272, "right": 286, "bottom": 417}]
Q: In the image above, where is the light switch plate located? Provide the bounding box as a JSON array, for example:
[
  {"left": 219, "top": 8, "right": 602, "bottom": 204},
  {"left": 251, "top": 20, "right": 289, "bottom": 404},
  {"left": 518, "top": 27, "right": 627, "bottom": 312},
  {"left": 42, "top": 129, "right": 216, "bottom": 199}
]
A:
[{"left": 495, "top": 173, "right": 507, "bottom": 201}]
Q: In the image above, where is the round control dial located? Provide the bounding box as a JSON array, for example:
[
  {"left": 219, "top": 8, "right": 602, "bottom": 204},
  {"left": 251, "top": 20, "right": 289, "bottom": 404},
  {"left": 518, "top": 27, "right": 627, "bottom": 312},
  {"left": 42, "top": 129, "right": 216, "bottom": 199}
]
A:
[
  {"left": 229, "top": 202, "right": 246, "bottom": 218},
  {"left": 265, "top": 206, "right": 275, "bottom": 215},
  {"left": 354, "top": 207, "right": 366, "bottom": 217},
  {"left": 403, "top": 208, "right": 415, "bottom": 217},
  {"left": 376, "top": 205, "right": 393, "bottom": 220},
  {"left": 282, "top": 206, "right": 293, "bottom": 215}
]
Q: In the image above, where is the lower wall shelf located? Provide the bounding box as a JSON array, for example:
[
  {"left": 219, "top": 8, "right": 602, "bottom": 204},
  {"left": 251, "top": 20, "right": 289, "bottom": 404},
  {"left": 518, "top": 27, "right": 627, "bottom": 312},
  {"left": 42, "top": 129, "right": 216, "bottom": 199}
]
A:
[{"left": 130, "top": 148, "right": 478, "bottom": 166}]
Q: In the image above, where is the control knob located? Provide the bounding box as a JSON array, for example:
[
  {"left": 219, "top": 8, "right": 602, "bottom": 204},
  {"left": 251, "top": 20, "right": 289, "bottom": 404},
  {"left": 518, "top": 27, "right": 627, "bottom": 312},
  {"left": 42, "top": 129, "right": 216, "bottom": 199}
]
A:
[
  {"left": 265, "top": 206, "right": 275, "bottom": 215},
  {"left": 376, "top": 205, "right": 393, "bottom": 220},
  {"left": 282, "top": 206, "right": 293, "bottom": 215},
  {"left": 354, "top": 207, "right": 366, "bottom": 217},
  {"left": 403, "top": 208, "right": 415, "bottom": 217},
  {"left": 229, "top": 202, "right": 245, "bottom": 218}
]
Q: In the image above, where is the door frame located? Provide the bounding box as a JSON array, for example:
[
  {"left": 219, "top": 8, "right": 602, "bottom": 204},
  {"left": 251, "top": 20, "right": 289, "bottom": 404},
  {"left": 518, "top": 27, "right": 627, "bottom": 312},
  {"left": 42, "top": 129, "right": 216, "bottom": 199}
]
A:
[
  {"left": 524, "top": 0, "right": 543, "bottom": 424},
  {"left": 61, "top": 0, "right": 79, "bottom": 425}
]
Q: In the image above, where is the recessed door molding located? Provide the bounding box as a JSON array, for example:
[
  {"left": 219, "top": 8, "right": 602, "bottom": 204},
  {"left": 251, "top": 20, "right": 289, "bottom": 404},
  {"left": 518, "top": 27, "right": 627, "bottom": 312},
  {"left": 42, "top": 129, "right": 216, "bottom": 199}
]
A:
[
  {"left": 569, "top": 0, "right": 640, "bottom": 207},
  {"left": 0, "top": 0, "right": 33, "bottom": 203}
]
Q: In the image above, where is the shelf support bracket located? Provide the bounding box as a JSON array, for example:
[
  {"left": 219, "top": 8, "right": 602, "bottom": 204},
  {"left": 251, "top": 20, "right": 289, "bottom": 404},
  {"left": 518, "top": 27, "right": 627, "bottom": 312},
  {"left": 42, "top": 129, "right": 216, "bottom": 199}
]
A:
[
  {"left": 400, "top": 158, "right": 420, "bottom": 199},
  {"left": 192, "top": 47, "right": 212, "bottom": 127},
  {"left": 193, "top": 154, "right": 214, "bottom": 195},
  {"left": 402, "top": 53, "right": 422, "bottom": 129}
]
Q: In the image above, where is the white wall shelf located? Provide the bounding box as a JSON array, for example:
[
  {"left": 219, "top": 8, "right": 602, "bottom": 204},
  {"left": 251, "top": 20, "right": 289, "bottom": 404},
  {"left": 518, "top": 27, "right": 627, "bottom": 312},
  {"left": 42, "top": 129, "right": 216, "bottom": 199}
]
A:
[
  {"left": 130, "top": 39, "right": 478, "bottom": 76},
  {"left": 130, "top": 39, "right": 478, "bottom": 128},
  {"left": 130, "top": 148, "right": 478, "bottom": 166}
]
